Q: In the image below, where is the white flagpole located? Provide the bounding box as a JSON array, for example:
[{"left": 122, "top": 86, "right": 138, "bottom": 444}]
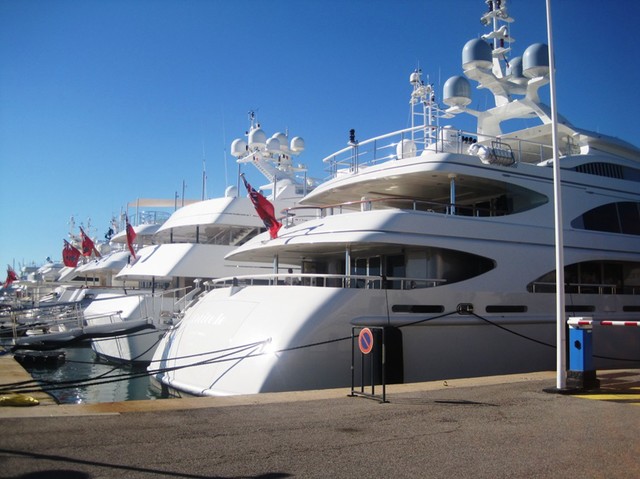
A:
[{"left": 545, "top": 0, "right": 566, "bottom": 390}]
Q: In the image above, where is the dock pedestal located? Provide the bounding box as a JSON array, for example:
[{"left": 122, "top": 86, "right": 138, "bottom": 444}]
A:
[{"left": 567, "top": 318, "right": 600, "bottom": 391}]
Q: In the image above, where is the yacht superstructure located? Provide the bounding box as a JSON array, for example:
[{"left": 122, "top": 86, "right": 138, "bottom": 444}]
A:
[{"left": 88, "top": 119, "right": 316, "bottom": 363}]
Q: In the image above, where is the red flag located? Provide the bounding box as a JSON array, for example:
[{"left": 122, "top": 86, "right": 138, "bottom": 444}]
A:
[
  {"left": 126, "top": 215, "right": 137, "bottom": 259},
  {"left": 62, "top": 239, "right": 82, "bottom": 267},
  {"left": 241, "top": 175, "right": 281, "bottom": 239},
  {"left": 3, "top": 266, "right": 17, "bottom": 289},
  {"left": 80, "top": 227, "right": 101, "bottom": 257}
]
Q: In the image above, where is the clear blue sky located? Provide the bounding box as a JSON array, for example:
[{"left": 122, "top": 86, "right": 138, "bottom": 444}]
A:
[{"left": 1, "top": 0, "right": 638, "bottom": 272}]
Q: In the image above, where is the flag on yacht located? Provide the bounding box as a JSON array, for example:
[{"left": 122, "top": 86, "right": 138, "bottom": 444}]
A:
[
  {"left": 241, "top": 174, "right": 282, "bottom": 239},
  {"left": 2, "top": 266, "right": 17, "bottom": 289},
  {"left": 62, "top": 239, "right": 81, "bottom": 267},
  {"left": 80, "top": 227, "right": 101, "bottom": 257},
  {"left": 125, "top": 215, "right": 137, "bottom": 259}
]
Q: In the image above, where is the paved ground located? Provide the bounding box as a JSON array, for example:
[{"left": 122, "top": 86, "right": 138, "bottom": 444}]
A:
[{"left": 0, "top": 368, "right": 638, "bottom": 479}]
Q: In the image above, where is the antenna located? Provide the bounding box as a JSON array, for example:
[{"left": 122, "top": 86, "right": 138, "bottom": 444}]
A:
[
  {"left": 222, "top": 109, "right": 228, "bottom": 188},
  {"left": 201, "top": 139, "right": 207, "bottom": 201}
]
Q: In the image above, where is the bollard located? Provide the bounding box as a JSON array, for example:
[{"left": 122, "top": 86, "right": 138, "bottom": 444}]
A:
[{"left": 567, "top": 317, "right": 600, "bottom": 390}]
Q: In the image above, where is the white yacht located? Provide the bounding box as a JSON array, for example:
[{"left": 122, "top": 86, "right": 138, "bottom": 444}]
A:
[
  {"left": 9, "top": 214, "right": 169, "bottom": 350},
  {"left": 88, "top": 119, "right": 316, "bottom": 363},
  {"left": 150, "top": 0, "right": 640, "bottom": 396}
]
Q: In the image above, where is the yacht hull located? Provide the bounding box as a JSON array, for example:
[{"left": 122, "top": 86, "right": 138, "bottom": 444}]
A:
[
  {"left": 150, "top": 282, "right": 639, "bottom": 396},
  {"left": 83, "top": 293, "right": 168, "bottom": 364}
]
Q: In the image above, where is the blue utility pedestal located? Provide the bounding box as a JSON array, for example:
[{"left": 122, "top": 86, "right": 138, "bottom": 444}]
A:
[{"left": 567, "top": 318, "right": 600, "bottom": 390}]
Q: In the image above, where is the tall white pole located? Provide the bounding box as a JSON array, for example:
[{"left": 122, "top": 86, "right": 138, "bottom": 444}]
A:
[{"left": 546, "top": 0, "right": 566, "bottom": 389}]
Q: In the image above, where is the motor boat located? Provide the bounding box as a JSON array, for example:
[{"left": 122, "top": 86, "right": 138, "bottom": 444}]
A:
[
  {"left": 88, "top": 117, "right": 317, "bottom": 363},
  {"left": 150, "top": 0, "right": 640, "bottom": 396}
]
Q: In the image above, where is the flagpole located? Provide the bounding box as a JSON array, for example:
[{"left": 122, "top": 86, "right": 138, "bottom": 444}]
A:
[{"left": 546, "top": 0, "right": 566, "bottom": 390}]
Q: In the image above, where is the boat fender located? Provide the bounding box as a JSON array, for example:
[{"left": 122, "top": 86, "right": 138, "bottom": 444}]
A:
[{"left": 0, "top": 394, "right": 40, "bottom": 407}]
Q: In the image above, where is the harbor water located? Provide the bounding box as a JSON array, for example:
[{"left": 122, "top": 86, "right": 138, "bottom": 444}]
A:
[{"left": 4, "top": 340, "right": 163, "bottom": 404}]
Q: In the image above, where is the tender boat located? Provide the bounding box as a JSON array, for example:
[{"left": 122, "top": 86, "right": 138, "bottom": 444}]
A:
[{"left": 150, "top": 0, "right": 640, "bottom": 396}]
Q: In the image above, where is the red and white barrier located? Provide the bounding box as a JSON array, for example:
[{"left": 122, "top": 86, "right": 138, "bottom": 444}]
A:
[{"left": 568, "top": 317, "right": 640, "bottom": 329}]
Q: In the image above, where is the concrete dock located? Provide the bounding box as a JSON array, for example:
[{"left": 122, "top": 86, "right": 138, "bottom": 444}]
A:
[{"left": 0, "top": 354, "right": 638, "bottom": 478}]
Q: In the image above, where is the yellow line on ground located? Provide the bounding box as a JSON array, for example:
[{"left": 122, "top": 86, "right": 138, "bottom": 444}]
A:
[{"left": 575, "top": 387, "right": 640, "bottom": 406}]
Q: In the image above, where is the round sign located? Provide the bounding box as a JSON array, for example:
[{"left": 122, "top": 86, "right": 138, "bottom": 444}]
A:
[{"left": 358, "top": 327, "right": 374, "bottom": 355}]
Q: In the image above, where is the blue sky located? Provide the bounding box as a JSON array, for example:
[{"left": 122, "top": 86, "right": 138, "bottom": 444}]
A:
[{"left": 1, "top": 0, "right": 638, "bottom": 272}]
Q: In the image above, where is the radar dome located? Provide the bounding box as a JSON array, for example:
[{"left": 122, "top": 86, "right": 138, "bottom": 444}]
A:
[
  {"left": 273, "top": 132, "right": 289, "bottom": 151},
  {"left": 231, "top": 138, "right": 248, "bottom": 158},
  {"left": 506, "top": 56, "right": 523, "bottom": 78},
  {"left": 443, "top": 76, "right": 472, "bottom": 107},
  {"left": 462, "top": 39, "right": 492, "bottom": 70},
  {"left": 396, "top": 139, "right": 416, "bottom": 159},
  {"left": 290, "top": 136, "right": 305, "bottom": 153},
  {"left": 266, "top": 137, "right": 281, "bottom": 153},
  {"left": 224, "top": 185, "right": 238, "bottom": 198},
  {"left": 523, "top": 43, "right": 549, "bottom": 78},
  {"left": 248, "top": 128, "right": 267, "bottom": 148}
]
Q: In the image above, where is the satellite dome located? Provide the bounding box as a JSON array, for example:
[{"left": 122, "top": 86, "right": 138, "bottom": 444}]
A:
[
  {"left": 506, "top": 56, "right": 523, "bottom": 78},
  {"left": 396, "top": 139, "right": 417, "bottom": 159},
  {"left": 266, "top": 137, "right": 281, "bottom": 153},
  {"left": 230, "top": 138, "right": 248, "bottom": 158},
  {"left": 273, "top": 132, "right": 289, "bottom": 151},
  {"left": 290, "top": 136, "right": 305, "bottom": 153},
  {"left": 523, "top": 43, "right": 549, "bottom": 78},
  {"left": 224, "top": 185, "right": 238, "bottom": 198},
  {"left": 443, "top": 76, "right": 472, "bottom": 107},
  {"left": 248, "top": 128, "right": 267, "bottom": 148},
  {"left": 462, "top": 39, "right": 492, "bottom": 70}
]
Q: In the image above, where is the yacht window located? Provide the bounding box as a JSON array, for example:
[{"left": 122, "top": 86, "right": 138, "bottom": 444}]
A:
[
  {"left": 574, "top": 162, "right": 624, "bottom": 179},
  {"left": 528, "top": 260, "right": 640, "bottom": 295},
  {"left": 574, "top": 162, "right": 640, "bottom": 181},
  {"left": 485, "top": 305, "right": 527, "bottom": 313},
  {"left": 392, "top": 305, "right": 445, "bottom": 313},
  {"left": 300, "top": 249, "right": 494, "bottom": 290},
  {"left": 571, "top": 202, "right": 640, "bottom": 236},
  {"left": 350, "top": 256, "right": 382, "bottom": 288}
]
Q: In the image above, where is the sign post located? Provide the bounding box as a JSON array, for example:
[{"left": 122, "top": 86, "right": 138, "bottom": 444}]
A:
[{"left": 350, "top": 326, "right": 388, "bottom": 403}]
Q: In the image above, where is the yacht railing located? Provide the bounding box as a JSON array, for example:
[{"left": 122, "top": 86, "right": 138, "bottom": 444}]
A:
[
  {"left": 206, "top": 273, "right": 446, "bottom": 290},
  {"left": 282, "top": 196, "right": 507, "bottom": 227},
  {"left": 530, "top": 281, "right": 639, "bottom": 295},
  {"left": 3, "top": 306, "right": 125, "bottom": 342},
  {"left": 133, "top": 210, "right": 171, "bottom": 226},
  {"left": 321, "top": 124, "right": 556, "bottom": 179}
]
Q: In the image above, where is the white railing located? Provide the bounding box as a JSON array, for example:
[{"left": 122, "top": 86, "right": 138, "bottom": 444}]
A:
[
  {"left": 282, "top": 196, "right": 507, "bottom": 227},
  {"left": 206, "top": 273, "right": 446, "bottom": 291},
  {"left": 530, "top": 281, "right": 640, "bottom": 295},
  {"left": 321, "top": 124, "right": 555, "bottom": 180}
]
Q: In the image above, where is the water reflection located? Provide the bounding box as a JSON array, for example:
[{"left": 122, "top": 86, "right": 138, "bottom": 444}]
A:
[{"left": 15, "top": 343, "right": 162, "bottom": 404}]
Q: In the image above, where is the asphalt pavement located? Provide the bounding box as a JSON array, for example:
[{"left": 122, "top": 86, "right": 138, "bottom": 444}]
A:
[{"left": 1, "top": 369, "right": 638, "bottom": 479}]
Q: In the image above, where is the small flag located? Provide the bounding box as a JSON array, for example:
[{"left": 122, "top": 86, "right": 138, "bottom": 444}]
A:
[
  {"left": 79, "top": 226, "right": 101, "bottom": 258},
  {"left": 126, "top": 215, "right": 137, "bottom": 259},
  {"left": 2, "top": 266, "right": 17, "bottom": 289},
  {"left": 62, "top": 239, "right": 82, "bottom": 267},
  {"left": 241, "top": 174, "right": 281, "bottom": 239}
]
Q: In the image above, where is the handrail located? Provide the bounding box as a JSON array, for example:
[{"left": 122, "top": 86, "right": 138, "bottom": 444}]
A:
[
  {"left": 321, "top": 125, "right": 428, "bottom": 164},
  {"left": 207, "top": 273, "right": 446, "bottom": 290},
  {"left": 530, "top": 281, "right": 634, "bottom": 295},
  {"left": 321, "top": 124, "right": 556, "bottom": 180},
  {"left": 282, "top": 196, "right": 507, "bottom": 227}
]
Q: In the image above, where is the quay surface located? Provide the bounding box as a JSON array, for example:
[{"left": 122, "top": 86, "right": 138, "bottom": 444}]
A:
[{"left": 0, "top": 354, "right": 638, "bottom": 479}]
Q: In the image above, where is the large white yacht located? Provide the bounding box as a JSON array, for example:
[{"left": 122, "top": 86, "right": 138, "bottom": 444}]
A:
[
  {"left": 87, "top": 119, "right": 316, "bottom": 363},
  {"left": 150, "top": 0, "right": 640, "bottom": 396}
]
